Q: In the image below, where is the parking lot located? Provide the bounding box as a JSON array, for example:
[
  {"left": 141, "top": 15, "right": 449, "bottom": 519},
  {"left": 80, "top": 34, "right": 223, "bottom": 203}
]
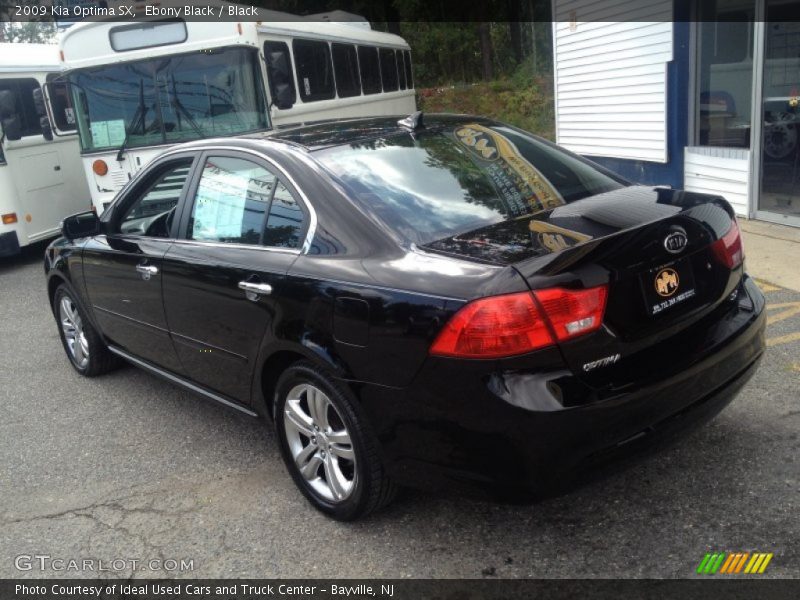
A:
[{"left": 0, "top": 242, "right": 798, "bottom": 579}]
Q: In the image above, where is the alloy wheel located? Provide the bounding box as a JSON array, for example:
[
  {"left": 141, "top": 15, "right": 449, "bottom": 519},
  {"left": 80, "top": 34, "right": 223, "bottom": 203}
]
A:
[
  {"left": 59, "top": 296, "right": 89, "bottom": 369},
  {"left": 283, "top": 383, "right": 357, "bottom": 502}
]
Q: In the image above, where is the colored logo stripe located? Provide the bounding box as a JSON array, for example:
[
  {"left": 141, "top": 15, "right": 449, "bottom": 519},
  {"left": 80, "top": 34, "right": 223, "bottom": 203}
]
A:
[{"left": 698, "top": 552, "right": 773, "bottom": 574}]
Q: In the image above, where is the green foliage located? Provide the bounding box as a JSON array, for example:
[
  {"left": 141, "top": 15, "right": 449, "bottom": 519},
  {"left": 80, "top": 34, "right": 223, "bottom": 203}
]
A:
[
  {"left": 399, "top": 20, "right": 552, "bottom": 88},
  {"left": 417, "top": 63, "right": 555, "bottom": 141},
  {"left": 0, "top": 21, "right": 57, "bottom": 44}
]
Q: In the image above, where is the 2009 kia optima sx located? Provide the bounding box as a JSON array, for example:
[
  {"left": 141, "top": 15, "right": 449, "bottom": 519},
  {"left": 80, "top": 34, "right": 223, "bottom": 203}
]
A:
[{"left": 45, "top": 114, "right": 765, "bottom": 520}]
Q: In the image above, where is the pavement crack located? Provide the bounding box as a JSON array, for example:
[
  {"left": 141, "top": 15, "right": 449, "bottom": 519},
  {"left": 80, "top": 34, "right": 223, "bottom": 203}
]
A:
[{"left": 1, "top": 493, "right": 200, "bottom": 527}]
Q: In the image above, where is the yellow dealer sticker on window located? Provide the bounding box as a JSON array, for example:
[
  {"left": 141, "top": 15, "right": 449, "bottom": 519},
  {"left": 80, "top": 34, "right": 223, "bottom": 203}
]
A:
[
  {"left": 529, "top": 220, "right": 592, "bottom": 253},
  {"left": 454, "top": 124, "right": 565, "bottom": 214}
]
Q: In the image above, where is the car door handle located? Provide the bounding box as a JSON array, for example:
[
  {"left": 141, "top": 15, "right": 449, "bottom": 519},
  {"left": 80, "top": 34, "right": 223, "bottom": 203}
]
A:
[
  {"left": 135, "top": 264, "right": 158, "bottom": 280},
  {"left": 238, "top": 281, "right": 272, "bottom": 295}
]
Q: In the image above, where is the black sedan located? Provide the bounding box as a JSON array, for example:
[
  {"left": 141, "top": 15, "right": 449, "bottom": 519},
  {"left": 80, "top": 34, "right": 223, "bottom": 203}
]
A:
[{"left": 45, "top": 114, "right": 765, "bottom": 520}]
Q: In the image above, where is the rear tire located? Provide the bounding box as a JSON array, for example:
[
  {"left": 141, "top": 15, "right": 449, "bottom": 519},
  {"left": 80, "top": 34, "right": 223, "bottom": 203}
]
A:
[
  {"left": 274, "top": 361, "right": 397, "bottom": 520},
  {"left": 53, "top": 284, "right": 121, "bottom": 377}
]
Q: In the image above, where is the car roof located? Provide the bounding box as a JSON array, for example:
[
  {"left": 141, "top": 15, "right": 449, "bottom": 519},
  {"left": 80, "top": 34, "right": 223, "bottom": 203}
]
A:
[
  {"left": 174, "top": 114, "right": 495, "bottom": 152},
  {"left": 233, "top": 113, "right": 496, "bottom": 152}
]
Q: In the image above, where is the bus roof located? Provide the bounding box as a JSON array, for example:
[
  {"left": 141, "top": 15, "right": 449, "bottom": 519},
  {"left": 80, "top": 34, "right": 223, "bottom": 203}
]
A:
[
  {"left": 60, "top": 5, "right": 409, "bottom": 70},
  {"left": 0, "top": 43, "right": 61, "bottom": 73},
  {"left": 255, "top": 21, "right": 408, "bottom": 48}
]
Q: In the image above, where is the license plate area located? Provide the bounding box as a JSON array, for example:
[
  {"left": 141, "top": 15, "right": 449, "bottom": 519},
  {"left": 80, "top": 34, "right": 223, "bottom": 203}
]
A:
[{"left": 640, "top": 258, "right": 697, "bottom": 316}]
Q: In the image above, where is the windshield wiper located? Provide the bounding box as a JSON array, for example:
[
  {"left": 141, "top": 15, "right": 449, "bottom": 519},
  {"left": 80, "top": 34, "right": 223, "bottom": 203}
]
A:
[
  {"left": 169, "top": 74, "right": 204, "bottom": 138},
  {"left": 116, "top": 78, "right": 147, "bottom": 162}
]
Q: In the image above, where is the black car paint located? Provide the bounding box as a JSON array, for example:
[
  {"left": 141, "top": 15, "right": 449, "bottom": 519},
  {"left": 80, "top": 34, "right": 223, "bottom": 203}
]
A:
[{"left": 45, "top": 115, "right": 766, "bottom": 494}]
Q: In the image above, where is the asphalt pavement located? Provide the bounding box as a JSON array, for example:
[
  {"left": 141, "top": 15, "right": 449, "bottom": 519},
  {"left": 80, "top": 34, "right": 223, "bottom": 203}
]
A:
[{"left": 0, "top": 241, "right": 798, "bottom": 579}]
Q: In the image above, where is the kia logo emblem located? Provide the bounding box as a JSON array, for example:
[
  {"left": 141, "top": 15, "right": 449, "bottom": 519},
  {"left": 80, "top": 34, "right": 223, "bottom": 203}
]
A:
[{"left": 664, "top": 230, "right": 688, "bottom": 254}]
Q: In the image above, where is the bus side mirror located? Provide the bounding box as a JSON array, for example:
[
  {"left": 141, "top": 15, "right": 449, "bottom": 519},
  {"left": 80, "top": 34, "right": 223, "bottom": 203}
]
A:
[
  {"left": 32, "top": 88, "right": 47, "bottom": 117},
  {"left": 32, "top": 89, "right": 54, "bottom": 141},
  {"left": 40, "top": 116, "right": 53, "bottom": 141},
  {"left": 267, "top": 51, "right": 294, "bottom": 109},
  {"left": 273, "top": 83, "right": 294, "bottom": 110},
  {"left": 268, "top": 51, "right": 290, "bottom": 81},
  {"left": 62, "top": 211, "right": 101, "bottom": 240}
]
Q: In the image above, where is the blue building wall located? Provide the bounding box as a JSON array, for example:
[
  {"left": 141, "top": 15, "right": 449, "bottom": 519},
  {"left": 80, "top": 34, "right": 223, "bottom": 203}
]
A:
[{"left": 582, "top": 4, "right": 691, "bottom": 189}]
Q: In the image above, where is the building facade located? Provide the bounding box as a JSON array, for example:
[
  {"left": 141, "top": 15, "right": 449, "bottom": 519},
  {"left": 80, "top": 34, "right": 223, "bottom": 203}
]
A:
[{"left": 552, "top": 0, "right": 800, "bottom": 227}]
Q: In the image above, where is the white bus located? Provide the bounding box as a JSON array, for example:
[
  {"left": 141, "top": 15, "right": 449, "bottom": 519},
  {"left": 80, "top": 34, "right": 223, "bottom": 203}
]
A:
[
  {"left": 59, "top": 11, "right": 416, "bottom": 212},
  {"left": 0, "top": 43, "right": 92, "bottom": 257}
]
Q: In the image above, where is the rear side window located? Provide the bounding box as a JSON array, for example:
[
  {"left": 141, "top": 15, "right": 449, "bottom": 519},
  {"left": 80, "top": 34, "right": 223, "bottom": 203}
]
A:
[
  {"left": 332, "top": 43, "right": 361, "bottom": 98},
  {"left": 0, "top": 78, "right": 42, "bottom": 137},
  {"left": 396, "top": 50, "right": 406, "bottom": 90},
  {"left": 403, "top": 51, "right": 413, "bottom": 88},
  {"left": 189, "top": 156, "right": 277, "bottom": 244},
  {"left": 316, "top": 124, "right": 623, "bottom": 246},
  {"left": 293, "top": 39, "right": 335, "bottom": 102},
  {"left": 378, "top": 48, "right": 398, "bottom": 92},
  {"left": 357, "top": 46, "right": 381, "bottom": 95},
  {"left": 263, "top": 181, "right": 305, "bottom": 249}
]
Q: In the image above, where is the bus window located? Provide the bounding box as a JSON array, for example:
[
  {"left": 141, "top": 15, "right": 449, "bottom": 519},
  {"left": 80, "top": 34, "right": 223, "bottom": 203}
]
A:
[
  {"left": 379, "top": 48, "right": 398, "bottom": 92},
  {"left": 45, "top": 74, "right": 77, "bottom": 132},
  {"left": 264, "top": 41, "right": 296, "bottom": 109},
  {"left": 293, "top": 39, "right": 335, "bottom": 102},
  {"left": 109, "top": 21, "right": 188, "bottom": 52},
  {"left": 396, "top": 50, "right": 406, "bottom": 90},
  {"left": 332, "top": 43, "right": 361, "bottom": 98},
  {"left": 0, "top": 78, "right": 42, "bottom": 137},
  {"left": 404, "top": 51, "right": 413, "bottom": 89},
  {"left": 357, "top": 46, "right": 381, "bottom": 95}
]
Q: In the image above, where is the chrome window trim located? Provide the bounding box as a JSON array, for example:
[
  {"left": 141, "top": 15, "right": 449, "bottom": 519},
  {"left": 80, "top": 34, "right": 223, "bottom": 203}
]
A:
[
  {"left": 110, "top": 143, "right": 318, "bottom": 255},
  {"left": 170, "top": 238, "right": 301, "bottom": 255}
]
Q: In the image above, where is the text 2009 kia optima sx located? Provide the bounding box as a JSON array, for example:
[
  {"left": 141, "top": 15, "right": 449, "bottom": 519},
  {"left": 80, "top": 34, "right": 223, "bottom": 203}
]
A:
[{"left": 45, "top": 114, "right": 765, "bottom": 520}]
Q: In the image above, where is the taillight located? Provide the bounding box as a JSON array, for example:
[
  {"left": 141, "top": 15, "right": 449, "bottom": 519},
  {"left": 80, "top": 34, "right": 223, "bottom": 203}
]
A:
[
  {"left": 711, "top": 219, "right": 744, "bottom": 269},
  {"left": 430, "top": 292, "right": 553, "bottom": 358},
  {"left": 430, "top": 285, "right": 608, "bottom": 359},
  {"left": 533, "top": 286, "right": 608, "bottom": 342}
]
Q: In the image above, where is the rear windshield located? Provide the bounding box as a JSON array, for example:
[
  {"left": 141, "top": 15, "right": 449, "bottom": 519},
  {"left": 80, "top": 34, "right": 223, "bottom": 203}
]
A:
[{"left": 315, "top": 123, "right": 623, "bottom": 245}]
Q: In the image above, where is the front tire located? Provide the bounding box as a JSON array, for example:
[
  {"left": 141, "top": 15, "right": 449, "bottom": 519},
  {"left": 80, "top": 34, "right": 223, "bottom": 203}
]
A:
[
  {"left": 53, "top": 284, "right": 120, "bottom": 377},
  {"left": 274, "top": 361, "right": 396, "bottom": 520}
]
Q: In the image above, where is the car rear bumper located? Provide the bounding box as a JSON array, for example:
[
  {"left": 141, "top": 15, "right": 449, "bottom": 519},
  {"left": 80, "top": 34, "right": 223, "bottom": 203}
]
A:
[{"left": 357, "top": 276, "right": 766, "bottom": 493}]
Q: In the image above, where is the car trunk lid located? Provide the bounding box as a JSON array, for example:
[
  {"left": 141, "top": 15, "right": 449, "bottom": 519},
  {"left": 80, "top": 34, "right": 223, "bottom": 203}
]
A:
[{"left": 423, "top": 186, "right": 745, "bottom": 389}]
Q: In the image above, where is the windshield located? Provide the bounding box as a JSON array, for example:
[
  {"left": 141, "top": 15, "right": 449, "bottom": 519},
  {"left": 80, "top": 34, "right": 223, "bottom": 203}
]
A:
[
  {"left": 70, "top": 47, "right": 269, "bottom": 152},
  {"left": 315, "top": 123, "right": 624, "bottom": 245}
]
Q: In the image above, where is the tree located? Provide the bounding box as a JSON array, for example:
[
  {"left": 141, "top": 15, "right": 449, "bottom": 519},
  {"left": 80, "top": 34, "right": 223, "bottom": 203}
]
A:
[
  {"left": 0, "top": 0, "right": 56, "bottom": 43},
  {"left": 0, "top": 22, "right": 57, "bottom": 44}
]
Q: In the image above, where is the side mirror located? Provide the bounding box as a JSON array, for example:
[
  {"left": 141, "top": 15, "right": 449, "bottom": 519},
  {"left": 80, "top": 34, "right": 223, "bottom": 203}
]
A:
[
  {"left": 32, "top": 88, "right": 48, "bottom": 117},
  {"left": 273, "top": 83, "right": 294, "bottom": 110},
  {"left": 1, "top": 116, "right": 22, "bottom": 141},
  {"left": 268, "top": 51, "right": 291, "bottom": 81},
  {"left": 62, "top": 211, "right": 101, "bottom": 240},
  {"left": 40, "top": 117, "right": 53, "bottom": 141},
  {"left": 0, "top": 90, "right": 14, "bottom": 118}
]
